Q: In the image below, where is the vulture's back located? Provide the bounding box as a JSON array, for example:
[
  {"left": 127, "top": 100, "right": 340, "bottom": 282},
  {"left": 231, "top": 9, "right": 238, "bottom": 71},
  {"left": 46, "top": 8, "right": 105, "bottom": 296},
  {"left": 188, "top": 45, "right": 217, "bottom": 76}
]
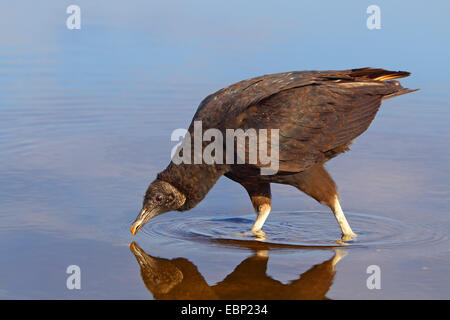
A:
[{"left": 189, "top": 68, "right": 417, "bottom": 173}]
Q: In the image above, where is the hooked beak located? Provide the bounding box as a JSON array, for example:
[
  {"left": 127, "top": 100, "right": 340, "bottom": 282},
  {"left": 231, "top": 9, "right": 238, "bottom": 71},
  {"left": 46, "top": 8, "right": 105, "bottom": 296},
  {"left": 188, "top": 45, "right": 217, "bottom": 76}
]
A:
[{"left": 130, "top": 208, "right": 158, "bottom": 235}]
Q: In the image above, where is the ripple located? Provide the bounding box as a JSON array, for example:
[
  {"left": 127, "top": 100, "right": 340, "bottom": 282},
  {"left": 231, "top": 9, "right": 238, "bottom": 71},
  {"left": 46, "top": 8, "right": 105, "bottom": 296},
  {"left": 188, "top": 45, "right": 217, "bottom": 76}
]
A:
[{"left": 141, "top": 210, "right": 447, "bottom": 249}]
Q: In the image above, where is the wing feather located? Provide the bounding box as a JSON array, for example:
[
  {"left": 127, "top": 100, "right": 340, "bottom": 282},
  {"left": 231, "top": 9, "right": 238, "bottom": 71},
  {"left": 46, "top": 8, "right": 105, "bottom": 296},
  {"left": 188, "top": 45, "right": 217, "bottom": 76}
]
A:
[{"left": 188, "top": 68, "right": 413, "bottom": 173}]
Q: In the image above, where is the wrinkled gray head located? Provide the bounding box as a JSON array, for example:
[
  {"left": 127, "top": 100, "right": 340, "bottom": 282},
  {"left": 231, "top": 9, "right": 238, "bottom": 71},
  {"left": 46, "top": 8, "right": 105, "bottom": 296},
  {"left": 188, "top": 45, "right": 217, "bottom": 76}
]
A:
[{"left": 131, "top": 180, "right": 186, "bottom": 235}]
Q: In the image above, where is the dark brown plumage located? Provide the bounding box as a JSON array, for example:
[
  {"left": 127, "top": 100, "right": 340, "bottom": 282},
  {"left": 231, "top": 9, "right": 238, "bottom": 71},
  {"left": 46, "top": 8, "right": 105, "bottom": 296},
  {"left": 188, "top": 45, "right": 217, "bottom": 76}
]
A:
[
  {"left": 130, "top": 242, "right": 345, "bottom": 299},
  {"left": 131, "top": 67, "right": 417, "bottom": 239}
]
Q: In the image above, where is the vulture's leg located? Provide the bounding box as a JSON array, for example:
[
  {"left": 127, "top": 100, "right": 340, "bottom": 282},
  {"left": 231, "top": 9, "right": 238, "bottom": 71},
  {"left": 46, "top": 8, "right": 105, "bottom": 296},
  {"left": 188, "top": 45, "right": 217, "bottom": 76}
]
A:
[
  {"left": 331, "top": 195, "right": 357, "bottom": 241},
  {"left": 241, "top": 182, "right": 272, "bottom": 235},
  {"left": 292, "top": 164, "right": 357, "bottom": 240}
]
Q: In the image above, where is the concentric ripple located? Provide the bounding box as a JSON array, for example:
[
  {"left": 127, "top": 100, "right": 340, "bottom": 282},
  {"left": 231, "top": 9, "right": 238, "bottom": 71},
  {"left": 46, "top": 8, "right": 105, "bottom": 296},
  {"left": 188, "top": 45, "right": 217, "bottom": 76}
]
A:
[{"left": 141, "top": 211, "right": 447, "bottom": 249}]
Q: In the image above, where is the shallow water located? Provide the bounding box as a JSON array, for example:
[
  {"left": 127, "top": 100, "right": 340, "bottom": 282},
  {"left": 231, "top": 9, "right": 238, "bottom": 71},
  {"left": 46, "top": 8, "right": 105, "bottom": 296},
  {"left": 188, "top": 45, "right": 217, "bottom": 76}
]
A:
[{"left": 1, "top": 1, "right": 450, "bottom": 299}]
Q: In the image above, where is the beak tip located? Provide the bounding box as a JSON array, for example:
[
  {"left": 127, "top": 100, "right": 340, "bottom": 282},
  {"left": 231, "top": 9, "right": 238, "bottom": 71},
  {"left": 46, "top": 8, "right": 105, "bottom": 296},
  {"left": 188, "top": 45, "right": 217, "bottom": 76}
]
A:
[
  {"left": 130, "top": 223, "right": 139, "bottom": 236},
  {"left": 131, "top": 208, "right": 155, "bottom": 236}
]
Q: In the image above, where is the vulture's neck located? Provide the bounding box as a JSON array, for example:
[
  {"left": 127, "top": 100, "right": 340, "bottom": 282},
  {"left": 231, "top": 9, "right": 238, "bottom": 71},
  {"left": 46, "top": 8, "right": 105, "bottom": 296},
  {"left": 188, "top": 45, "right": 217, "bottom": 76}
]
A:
[{"left": 157, "top": 163, "right": 229, "bottom": 211}]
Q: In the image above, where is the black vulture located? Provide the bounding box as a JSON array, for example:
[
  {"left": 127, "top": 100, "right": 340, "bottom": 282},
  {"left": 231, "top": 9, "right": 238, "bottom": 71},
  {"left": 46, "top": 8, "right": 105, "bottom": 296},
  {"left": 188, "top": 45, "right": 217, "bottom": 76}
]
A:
[{"left": 131, "top": 68, "right": 417, "bottom": 240}]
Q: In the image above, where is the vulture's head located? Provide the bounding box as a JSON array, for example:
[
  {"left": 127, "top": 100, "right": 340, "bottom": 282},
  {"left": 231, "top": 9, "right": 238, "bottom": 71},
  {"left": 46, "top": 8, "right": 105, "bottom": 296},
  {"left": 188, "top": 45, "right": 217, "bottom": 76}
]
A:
[{"left": 131, "top": 180, "right": 186, "bottom": 235}]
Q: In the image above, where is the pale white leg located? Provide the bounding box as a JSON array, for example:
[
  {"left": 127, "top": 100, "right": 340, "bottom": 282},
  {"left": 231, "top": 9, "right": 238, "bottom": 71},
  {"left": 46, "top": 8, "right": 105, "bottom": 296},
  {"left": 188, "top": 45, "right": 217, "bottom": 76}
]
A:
[
  {"left": 251, "top": 203, "right": 271, "bottom": 233},
  {"left": 331, "top": 196, "right": 357, "bottom": 240}
]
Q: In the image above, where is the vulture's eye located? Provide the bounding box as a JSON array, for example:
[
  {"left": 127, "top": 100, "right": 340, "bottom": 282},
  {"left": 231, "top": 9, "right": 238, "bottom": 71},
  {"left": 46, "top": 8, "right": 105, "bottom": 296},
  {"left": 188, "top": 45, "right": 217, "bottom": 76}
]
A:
[{"left": 155, "top": 195, "right": 163, "bottom": 202}]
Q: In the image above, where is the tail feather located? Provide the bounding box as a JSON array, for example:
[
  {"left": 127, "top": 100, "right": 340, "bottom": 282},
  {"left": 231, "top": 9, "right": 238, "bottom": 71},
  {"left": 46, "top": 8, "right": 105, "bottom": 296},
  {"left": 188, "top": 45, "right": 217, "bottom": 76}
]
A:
[
  {"left": 350, "top": 67, "right": 411, "bottom": 81},
  {"left": 349, "top": 67, "right": 419, "bottom": 99},
  {"left": 382, "top": 87, "right": 419, "bottom": 100}
]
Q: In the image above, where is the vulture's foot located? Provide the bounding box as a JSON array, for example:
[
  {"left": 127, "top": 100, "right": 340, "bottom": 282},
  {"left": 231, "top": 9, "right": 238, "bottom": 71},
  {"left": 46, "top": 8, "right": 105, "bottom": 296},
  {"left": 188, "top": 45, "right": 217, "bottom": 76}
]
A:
[
  {"left": 251, "top": 229, "right": 267, "bottom": 241},
  {"left": 340, "top": 232, "right": 357, "bottom": 242}
]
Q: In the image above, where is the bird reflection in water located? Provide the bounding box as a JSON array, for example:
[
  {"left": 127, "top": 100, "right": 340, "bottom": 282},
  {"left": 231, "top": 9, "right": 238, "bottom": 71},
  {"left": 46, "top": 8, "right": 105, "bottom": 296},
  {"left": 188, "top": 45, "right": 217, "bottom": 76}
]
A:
[{"left": 130, "top": 241, "right": 347, "bottom": 300}]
